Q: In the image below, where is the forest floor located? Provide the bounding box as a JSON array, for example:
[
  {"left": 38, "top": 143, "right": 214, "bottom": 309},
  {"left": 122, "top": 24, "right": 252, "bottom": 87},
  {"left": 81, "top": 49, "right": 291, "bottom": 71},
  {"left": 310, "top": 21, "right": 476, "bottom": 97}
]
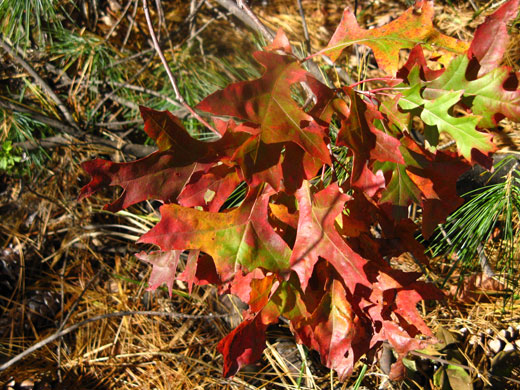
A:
[{"left": 0, "top": 0, "right": 519, "bottom": 389}]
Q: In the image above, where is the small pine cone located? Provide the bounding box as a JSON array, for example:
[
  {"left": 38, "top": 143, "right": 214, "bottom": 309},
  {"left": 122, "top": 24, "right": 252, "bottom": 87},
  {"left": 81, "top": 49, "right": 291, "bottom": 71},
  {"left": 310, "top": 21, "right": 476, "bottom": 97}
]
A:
[
  {"left": 24, "top": 290, "right": 60, "bottom": 330},
  {"left": 0, "top": 248, "right": 20, "bottom": 295}
]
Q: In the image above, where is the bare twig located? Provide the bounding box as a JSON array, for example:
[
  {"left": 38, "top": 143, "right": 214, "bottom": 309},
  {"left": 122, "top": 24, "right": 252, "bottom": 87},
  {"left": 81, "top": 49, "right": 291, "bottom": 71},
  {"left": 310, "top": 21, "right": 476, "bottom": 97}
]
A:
[
  {"left": 214, "top": 0, "right": 329, "bottom": 85},
  {"left": 0, "top": 310, "right": 230, "bottom": 372},
  {"left": 142, "top": 0, "right": 220, "bottom": 137},
  {"left": 104, "top": 0, "right": 133, "bottom": 39},
  {"left": 213, "top": 0, "right": 274, "bottom": 40},
  {"left": 45, "top": 63, "right": 141, "bottom": 112},
  {"left": 2, "top": 99, "right": 155, "bottom": 157},
  {"left": 122, "top": 0, "right": 139, "bottom": 50},
  {"left": 237, "top": 0, "right": 274, "bottom": 41},
  {"left": 296, "top": 0, "right": 311, "bottom": 53},
  {"left": 14, "top": 135, "right": 156, "bottom": 158},
  {"left": 87, "top": 54, "right": 154, "bottom": 124},
  {"left": 0, "top": 38, "right": 80, "bottom": 134},
  {"left": 90, "top": 79, "right": 182, "bottom": 108},
  {"left": 0, "top": 97, "right": 78, "bottom": 135}
]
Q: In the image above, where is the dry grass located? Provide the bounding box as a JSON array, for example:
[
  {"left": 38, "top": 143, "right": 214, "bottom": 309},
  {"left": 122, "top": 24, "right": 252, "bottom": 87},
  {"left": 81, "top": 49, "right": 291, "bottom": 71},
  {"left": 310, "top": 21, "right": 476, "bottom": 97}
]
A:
[{"left": 1, "top": 0, "right": 520, "bottom": 389}]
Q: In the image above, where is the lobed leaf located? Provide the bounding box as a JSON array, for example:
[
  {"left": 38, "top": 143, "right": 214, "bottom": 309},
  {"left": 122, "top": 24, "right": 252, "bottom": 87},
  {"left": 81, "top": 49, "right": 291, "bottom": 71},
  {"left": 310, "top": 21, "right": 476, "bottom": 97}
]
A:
[{"left": 321, "top": 0, "right": 467, "bottom": 75}]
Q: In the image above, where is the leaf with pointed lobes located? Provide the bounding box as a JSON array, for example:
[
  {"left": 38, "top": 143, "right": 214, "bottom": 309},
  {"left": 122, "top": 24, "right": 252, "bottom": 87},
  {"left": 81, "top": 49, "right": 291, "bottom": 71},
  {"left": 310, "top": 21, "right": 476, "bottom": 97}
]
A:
[
  {"left": 364, "top": 271, "right": 443, "bottom": 380},
  {"left": 342, "top": 190, "right": 429, "bottom": 264},
  {"left": 139, "top": 185, "right": 292, "bottom": 283},
  {"left": 79, "top": 108, "right": 250, "bottom": 211},
  {"left": 231, "top": 135, "right": 284, "bottom": 190},
  {"left": 79, "top": 154, "right": 210, "bottom": 212},
  {"left": 424, "top": 55, "right": 520, "bottom": 128},
  {"left": 290, "top": 181, "right": 370, "bottom": 293},
  {"left": 196, "top": 51, "right": 331, "bottom": 165},
  {"left": 335, "top": 88, "right": 403, "bottom": 195},
  {"left": 178, "top": 165, "right": 240, "bottom": 212},
  {"left": 396, "top": 45, "right": 445, "bottom": 82},
  {"left": 229, "top": 268, "right": 277, "bottom": 313},
  {"left": 264, "top": 28, "right": 292, "bottom": 54},
  {"left": 295, "top": 279, "right": 359, "bottom": 379},
  {"left": 218, "top": 275, "right": 304, "bottom": 378},
  {"left": 376, "top": 136, "right": 470, "bottom": 238},
  {"left": 218, "top": 314, "right": 270, "bottom": 378},
  {"left": 468, "top": 0, "right": 519, "bottom": 77},
  {"left": 321, "top": 0, "right": 467, "bottom": 75},
  {"left": 178, "top": 252, "right": 222, "bottom": 291},
  {"left": 399, "top": 67, "right": 495, "bottom": 162},
  {"left": 135, "top": 250, "right": 182, "bottom": 297}
]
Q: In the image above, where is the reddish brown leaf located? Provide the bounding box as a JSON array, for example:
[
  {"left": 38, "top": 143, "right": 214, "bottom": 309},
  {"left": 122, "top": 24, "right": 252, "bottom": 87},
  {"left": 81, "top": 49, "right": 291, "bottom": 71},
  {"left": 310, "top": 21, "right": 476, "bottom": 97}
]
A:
[
  {"left": 468, "top": 0, "right": 519, "bottom": 77},
  {"left": 80, "top": 154, "right": 208, "bottom": 212},
  {"left": 217, "top": 316, "right": 269, "bottom": 377},
  {"left": 135, "top": 250, "right": 181, "bottom": 297},
  {"left": 178, "top": 165, "right": 240, "bottom": 211},
  {"left": 296, "top": 279, "right": 358, "bottom": 379},
  {"left": 290, "top": 181, "right": 369, "bottom": 292},
  {"left": 336, "top": 88, "right": 403, "bottom": 192},
  {"left": 139, "top": 185, "right": 292, "bottom": 282},
  {"left": 196, "top": 52, "right": 332, "bottom": 165},
  {"left": 321, "top": 0, "right": 467, "bottom": 74}
]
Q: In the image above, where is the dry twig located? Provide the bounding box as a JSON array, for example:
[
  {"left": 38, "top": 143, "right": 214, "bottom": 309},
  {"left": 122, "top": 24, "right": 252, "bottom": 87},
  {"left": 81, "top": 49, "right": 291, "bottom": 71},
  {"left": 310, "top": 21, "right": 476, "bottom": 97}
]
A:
[
  {"left": 142, "top": 0, "right": 220, "bottom": 137},
  {"left": 0, "top": 38, "right": 80, "bottom": 134},
  {"left": 0, "top": 310, "right": 230, "bottom": 372}
]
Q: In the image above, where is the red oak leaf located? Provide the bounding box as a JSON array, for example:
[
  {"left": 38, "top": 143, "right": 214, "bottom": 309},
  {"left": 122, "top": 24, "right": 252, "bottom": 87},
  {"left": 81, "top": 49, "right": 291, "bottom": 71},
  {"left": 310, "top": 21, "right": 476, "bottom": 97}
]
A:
[
  {"left": 376, "top": 136, "right": 470, "bottom": 238},
  {"left": 178, "top": 165, "right": 240, "bottom": 212},
  {"left": 468, "top": 0, "right": 519, "bottom": 77},
  {"left": 321, "top": 1, "right": 467, "bottom": 74},
  {"left": 79, "top": 108, "right": 250, "bottom": 211},
  {"left": 217, "top": 315, "right": 269, "bottom": 377},
  {"left": 336, "top": 88, "right": 403, "bottom": 194},
  {"left": 135, "top": 250, "right": 182, "bottom": 297},
  {"left": 290, "top": 181, "right": 369, "bottom": 292},
  {"left": 295, "top": 279, "right": 358, "bottom": 380},
  {"left": 79, "top": 154, "right": 209, "bottom": 212},
  {"left": 139, "top": 185, "right": 292, "bottom": 282},
  {"left": 196, "top": 51, "right": 331, "bottom": 165}
]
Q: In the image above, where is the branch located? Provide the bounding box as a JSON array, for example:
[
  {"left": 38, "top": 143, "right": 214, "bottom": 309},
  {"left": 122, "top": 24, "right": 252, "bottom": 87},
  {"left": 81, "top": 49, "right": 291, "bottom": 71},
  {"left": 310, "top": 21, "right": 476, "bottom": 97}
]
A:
[
  {"left": 0, "top": 310, "right": 229, "bottom": 372},
  {"left": 213, "top": 0, "right": 274, "bottom": 41},
  {"left": 0, "top": 38, "right": 80, "bottom": 135},
  {"left": 142, "top": 0, "right": 220, "bottom": 137},
  {"left": 297, "top": 0, "right": 311, "bottom": 53},
  {"left": 237, "top": 0, "right": 274, "bottom": 41},
  {"left": 1, "top": 98, "right": 156, "bottom": 158},
  {"left": 213, "top": 0, "right": 330, "bottom": 85},
  {"left": 0, "top": 97, "right": 78, "bottom": 135},
  {"left": 44, "top": 63, "right": 141, "bottom": 112}
]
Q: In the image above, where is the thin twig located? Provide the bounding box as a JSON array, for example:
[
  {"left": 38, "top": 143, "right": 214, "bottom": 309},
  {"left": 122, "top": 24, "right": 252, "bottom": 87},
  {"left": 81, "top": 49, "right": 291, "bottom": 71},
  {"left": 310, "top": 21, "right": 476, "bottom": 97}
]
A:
[
  {"left": 87, "top": 54, "right": 154, "bottom": 124},
  {"left": 104, "top": 0, "right": 133, "bottom": 39},
  {"left": 213, "top": 0, "right": 273, "bottom": 39},
  {"left": 0, "top": 310, "right": 230, "bottom": 372},
  {"left": 122, "top": 0, "right": 139, "bottom": 50},
  {"left": 14, "top": 135, "right": 156, "bottom": 158},
  {"left": 296, "top": 0, "right": 311, "bottom": 53},
  {"left": 45, "top": 63, "right": 140, "bottom": 112},
  {"left": 142, "top": 0, "right": 220, "bottom": 137},
  {"left": 237, "top": 0, "right": 274, "bottom": 41},
  {"left": 90, "top": 79, "right": 181, "bottom": 107},
  {"left": 1, "top": 99, "right": 155, "bottom": 157},
  {"left": 0, "top": 97, "right": 78, "bottom": 135},
  {"left": 0, "top": 38, "right": 80, "bottom": 134}
]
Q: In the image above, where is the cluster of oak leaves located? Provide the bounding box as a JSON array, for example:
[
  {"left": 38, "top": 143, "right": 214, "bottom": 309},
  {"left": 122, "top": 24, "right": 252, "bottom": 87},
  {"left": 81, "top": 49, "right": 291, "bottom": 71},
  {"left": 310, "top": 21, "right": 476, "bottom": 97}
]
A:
[{"left": 80, "top": 0, "right": 520, "bottom": 381}]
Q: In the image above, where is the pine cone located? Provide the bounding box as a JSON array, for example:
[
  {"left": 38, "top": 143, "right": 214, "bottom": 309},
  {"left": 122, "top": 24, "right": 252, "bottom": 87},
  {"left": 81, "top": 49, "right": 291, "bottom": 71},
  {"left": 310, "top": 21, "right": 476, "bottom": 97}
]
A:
[{"left": 24, "top": 290, "right": 60, "bottom": 330}]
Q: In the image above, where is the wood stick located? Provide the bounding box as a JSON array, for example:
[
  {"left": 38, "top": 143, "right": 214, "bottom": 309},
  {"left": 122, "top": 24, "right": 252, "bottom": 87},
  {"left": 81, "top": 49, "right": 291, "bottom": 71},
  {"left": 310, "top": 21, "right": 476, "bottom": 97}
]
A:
[
  {"left": 142, "top": 0, "right": 220, "bottom": 137},
  {"left": 0, "top": 38, "right": 80, "bottom": 134}
]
